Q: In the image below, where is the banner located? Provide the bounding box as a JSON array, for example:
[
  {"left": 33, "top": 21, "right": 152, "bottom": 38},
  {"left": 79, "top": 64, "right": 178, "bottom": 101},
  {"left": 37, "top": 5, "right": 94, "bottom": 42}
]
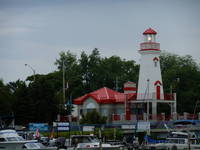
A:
[
  {"left": 53, "top": 122, "right": 70, "bottom": 131},
  {"left": 29, "top": 123, "right": 49, "bottom": 131}
]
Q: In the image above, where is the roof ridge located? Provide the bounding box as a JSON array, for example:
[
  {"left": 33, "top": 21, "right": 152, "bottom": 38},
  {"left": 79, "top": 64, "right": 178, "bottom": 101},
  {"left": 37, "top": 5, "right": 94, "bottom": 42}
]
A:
[{"left": 104, "top": 87, "right": 109, "bottom": 99}]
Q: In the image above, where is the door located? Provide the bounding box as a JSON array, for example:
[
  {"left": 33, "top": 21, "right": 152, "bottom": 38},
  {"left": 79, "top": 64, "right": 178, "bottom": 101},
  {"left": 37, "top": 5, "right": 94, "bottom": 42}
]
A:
[{"left": 156, "top": 86, "right": 160, "bottom": 100}]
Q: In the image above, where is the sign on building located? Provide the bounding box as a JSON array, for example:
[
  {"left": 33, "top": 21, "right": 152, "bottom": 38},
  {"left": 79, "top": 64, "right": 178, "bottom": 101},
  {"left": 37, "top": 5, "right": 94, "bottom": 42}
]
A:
[
  {"left": 53, "top": 122, "right": 70, "bottom": 131},
  {"left": 29, "top": 123, "right": 49, "bottom": 131},
  {"left": 137, "top": 121, "right": 150, "bottom": 131},
  {"left": 121, "top": 124, "right": 135, "bottom": 130},
  {"left": 82, "top": 126, "right": 95, "bottom": 132}
]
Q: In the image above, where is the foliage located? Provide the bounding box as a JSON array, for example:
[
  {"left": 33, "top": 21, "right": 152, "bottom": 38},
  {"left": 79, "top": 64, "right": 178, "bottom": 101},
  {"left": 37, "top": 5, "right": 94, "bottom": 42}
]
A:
[
  {"left": 0, "top": 80, "right": 13, "bottom": 116},
  {"left": 42, "top": 128, "right": 123, "bottom": 140},
  {"left": 160, "top": 52, "right": 200, "bottom": 113},
  {"left": 80, "top": 110, "right": 107, "bottom": 124},
  {"left": 0, "top": 49, "right": 200, "bottom": 125}
]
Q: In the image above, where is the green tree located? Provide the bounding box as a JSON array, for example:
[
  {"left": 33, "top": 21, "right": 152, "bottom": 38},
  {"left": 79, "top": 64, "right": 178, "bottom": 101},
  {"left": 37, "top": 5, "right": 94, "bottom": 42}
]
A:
[
  {"left": 160, "top": 52, "right": 200, "bottom": 113},
  {"left": 9, "top": 80, "right": 33, "bottom": 125},
  {"left": 27, "top": 74, "right": 60, "bottom": 123},
  {"left": 55, "top": 51, "right": 83, "bottom": 105},
  {"left": 80, "top": 110, "right": 107, "bottom": 124},
  {"left": 0, "top": 80, "right": 13, "bottom": 116}
]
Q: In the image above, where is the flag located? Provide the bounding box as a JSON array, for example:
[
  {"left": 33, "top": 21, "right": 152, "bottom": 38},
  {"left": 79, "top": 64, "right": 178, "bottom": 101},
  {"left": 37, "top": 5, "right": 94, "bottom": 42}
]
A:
[
  {"left": 164, "top": 123, "right": 170, "bottom": 132},
  {"left": 66, "top": 82, "right": 69, "bottom": 90},
  {"left": 35, "top": 128, "right": 40, "bottom": 139},
  {"left": 50, "top": 128, "right": 54, "bottom": 139}
]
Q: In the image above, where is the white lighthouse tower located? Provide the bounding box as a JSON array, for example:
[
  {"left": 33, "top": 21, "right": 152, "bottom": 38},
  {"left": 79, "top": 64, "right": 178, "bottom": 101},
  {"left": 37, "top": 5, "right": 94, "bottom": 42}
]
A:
[
  {"left": 136, "top": 28, "right": 164, "bottom": 119},
  {"left": 137, "top": 28, "right": 163, "bottom": 100}
]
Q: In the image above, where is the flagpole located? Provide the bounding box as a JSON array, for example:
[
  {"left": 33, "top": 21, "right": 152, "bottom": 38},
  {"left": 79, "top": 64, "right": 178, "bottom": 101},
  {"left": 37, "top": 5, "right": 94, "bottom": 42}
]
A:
[{"left": 63, "top": 61, "right": 66, "bottom": 105}]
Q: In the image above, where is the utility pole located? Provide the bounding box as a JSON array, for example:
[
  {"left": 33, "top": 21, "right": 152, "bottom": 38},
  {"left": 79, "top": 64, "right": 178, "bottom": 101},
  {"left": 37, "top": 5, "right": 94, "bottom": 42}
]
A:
[
  {"left": 63, "top": 61, "right": 66, "bottom": 105},
  {"left": 146, "top": 79, "right": 150, "bottom": 122}
]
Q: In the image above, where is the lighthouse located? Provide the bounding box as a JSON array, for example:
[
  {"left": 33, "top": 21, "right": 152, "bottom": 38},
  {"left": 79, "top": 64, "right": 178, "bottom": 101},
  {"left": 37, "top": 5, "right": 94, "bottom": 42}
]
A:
[
  {"left": 136, "top": 28, "right": 165, "bottom": 119},
  {"left": 137, "top": 28, "right": 163, "bottom": 100}
]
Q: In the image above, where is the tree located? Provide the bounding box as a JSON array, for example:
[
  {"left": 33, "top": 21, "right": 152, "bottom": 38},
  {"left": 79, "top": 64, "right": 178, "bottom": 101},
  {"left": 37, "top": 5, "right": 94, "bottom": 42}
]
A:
[
  {"left": 9, "top": 80, "right": 33, "bottom": 125},
  {"left": 80, "top": 110, "right": 107, "bottom": 124},
  {"left": 160, "top": 52, "right": 200, "bottom": 113},
  {"left": 27, "top": 75, "right": 60, "bottom": 123},
  {"left": 0, "top": 80, "right": 13, "bottom": 116},
  {"left": 55, "top": 51, "right": 83, "bottom": 105}
]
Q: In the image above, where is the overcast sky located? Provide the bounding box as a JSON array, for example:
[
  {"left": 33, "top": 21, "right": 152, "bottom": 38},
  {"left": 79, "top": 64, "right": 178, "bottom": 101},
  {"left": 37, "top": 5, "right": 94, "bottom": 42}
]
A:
[{"left": 0, "top": 0, "right": 200, "bottom": 83}]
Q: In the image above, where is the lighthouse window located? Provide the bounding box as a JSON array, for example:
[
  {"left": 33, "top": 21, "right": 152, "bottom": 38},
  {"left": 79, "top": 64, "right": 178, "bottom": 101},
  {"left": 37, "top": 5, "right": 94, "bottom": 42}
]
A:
[{"left": 154, "top": 61, "right": 157, "bottom": 67}]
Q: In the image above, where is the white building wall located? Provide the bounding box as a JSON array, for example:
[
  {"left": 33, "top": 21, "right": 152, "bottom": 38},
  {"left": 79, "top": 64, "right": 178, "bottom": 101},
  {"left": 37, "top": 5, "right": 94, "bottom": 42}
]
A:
[
  {"left": 76, "top": 97, "right": 125, "bottom": 123},
  {"left": 137, "top": 51, "right": 164, "bottom": 99}
]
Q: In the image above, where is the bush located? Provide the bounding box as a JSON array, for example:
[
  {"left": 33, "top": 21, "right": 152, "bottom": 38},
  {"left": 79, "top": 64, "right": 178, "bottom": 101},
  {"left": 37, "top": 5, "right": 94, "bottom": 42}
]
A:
[{"left": 80, "top": 110, "right": 107, "bottom": 124}]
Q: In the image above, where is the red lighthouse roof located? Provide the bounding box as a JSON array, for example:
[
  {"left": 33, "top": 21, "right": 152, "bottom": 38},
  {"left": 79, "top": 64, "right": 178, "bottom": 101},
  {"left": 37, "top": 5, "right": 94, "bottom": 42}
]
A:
[{"left": 143, "top": 28, "right": 157, "bottom": 35}]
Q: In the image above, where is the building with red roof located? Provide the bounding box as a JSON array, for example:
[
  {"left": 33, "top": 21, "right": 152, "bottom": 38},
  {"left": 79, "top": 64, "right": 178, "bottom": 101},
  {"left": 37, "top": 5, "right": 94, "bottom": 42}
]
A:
[{"left": 73, "top": 83, "right": 136, "bottom": 123}]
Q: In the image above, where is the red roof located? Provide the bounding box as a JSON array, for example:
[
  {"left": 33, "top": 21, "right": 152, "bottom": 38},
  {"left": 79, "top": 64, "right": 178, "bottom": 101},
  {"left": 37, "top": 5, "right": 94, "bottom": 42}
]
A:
[
  {"left": 73, "top": 87, "right": 136, "bottom": 105},
  {"left": 143, "top": 28, "right": 157, "bottom": 35}
]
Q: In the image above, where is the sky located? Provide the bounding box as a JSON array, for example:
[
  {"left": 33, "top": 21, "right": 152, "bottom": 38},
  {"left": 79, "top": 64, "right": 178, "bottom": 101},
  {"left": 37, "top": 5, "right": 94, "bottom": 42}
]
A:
[{"left": 0, "top": 0, "right": 200, "bottom": 83}]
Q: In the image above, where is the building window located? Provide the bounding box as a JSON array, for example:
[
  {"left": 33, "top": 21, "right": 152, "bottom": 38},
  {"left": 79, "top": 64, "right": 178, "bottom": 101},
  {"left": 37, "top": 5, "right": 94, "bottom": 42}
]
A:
[
  {"left": 153, "top": 57, "right": 159, "bottom": 67},
  {"left": 86, "top": 102, "right": 96, "bottom": 113},
  {"left": 87, "top": 108, "right": 96, "bottom": 113},
  {"left": 154, "top": 61, "right": 157, "bottom": 67},
  {"left": 101, "top": 108, "right": 108, "bottom": 116}
]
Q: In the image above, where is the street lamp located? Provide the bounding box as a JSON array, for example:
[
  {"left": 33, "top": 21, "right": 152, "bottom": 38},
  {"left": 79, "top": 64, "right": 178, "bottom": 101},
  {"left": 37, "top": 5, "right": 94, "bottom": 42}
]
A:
[
  {"left": 25, "top": 64, "right": 36, "bottom": 81},
  {"left": 62, "top": 61, "right": 66, "bottom": 105}
]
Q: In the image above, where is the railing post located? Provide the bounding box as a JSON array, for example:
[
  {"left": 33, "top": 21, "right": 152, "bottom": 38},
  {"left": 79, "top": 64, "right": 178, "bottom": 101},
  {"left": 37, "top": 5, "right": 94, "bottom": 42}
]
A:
[
  {"left": 143, "top": 113, "right": 147, "bottom": 121},
  {"left": 161, "top": 113, "right": 165, "bottom": 121},
  {"left": 184, "top": 112, "right": 188, "bottom": 120},
  {"left": 198, "top": 112, "right": 200, "bottom": 120}
]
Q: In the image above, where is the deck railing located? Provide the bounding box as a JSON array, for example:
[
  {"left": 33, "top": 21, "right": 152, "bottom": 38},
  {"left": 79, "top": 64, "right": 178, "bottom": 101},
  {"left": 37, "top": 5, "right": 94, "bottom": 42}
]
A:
[
  {"left": 140, "top": 42, "right": 160, "bottom": 50},
  {"left": 112, "top": 113, "right": 199, "bottom": 121},
  {"left": 136, "top": 93, "right": 175, "bottom": 100}
]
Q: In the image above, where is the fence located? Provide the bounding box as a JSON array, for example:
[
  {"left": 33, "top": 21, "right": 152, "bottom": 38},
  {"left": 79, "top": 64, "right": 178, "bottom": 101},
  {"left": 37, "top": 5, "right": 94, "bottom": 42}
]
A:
[{"left": 112, "top": 113, "right": 200, "bottom": 122}]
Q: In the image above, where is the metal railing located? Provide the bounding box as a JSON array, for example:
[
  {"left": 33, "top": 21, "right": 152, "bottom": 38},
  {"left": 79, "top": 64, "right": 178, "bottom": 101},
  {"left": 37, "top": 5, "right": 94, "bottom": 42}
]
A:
[
  {"left": 136, "top": 93, "right": 175, "bottom": 100},
  {"left": 140, "top": 42, "right": 160, "bottom": 50},
  {"left": 112, "top": 113, "right": 199, "bottom": 121}
]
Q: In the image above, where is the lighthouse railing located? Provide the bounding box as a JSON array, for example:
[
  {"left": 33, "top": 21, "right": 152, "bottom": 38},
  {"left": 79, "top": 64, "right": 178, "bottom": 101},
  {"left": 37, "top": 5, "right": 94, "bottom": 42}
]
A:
[
  {"left": 136, "top": 93, "right": 175, "bottom": 100},
  {"left": 140, "top": 42, "right": 160, "bottom": 50}
]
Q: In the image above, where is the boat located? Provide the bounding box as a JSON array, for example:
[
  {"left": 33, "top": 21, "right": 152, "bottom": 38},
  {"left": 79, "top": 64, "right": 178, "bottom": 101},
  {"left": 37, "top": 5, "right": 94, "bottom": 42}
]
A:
[
  {"left": 66, "top": 135, "right": 123, "bottom": 150},
  {"left": 0, "top": 129, "right": 32, "bottom": 150},
  {"left": 147, "top": 131, "right": 200, "bottom": 150},
  {"left": 0, "top": 129, "right": 57, "bottom": 150},
  {"left": 23, "top": 142, "right": 57, "bottom": 150}
]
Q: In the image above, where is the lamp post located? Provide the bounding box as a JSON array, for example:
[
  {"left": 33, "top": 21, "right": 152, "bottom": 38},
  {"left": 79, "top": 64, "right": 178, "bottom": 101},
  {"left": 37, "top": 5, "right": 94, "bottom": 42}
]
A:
[
  {"left": 25, "top": 64, "right": 36, "bottom": 81},
  {"left": 146, "top": 79, "right": 150, "bottom": 122},
  {"left": 63, "top": 61, "right": 66, "bottom": 105},
  {"left": 170, "top": 78, "right": 180, "bottom": 117}
]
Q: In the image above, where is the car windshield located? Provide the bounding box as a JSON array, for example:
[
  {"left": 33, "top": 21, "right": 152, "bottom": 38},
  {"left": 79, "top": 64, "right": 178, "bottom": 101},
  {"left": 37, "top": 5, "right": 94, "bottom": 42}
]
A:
[
  {"left": 168, "top": 139, "right": 186, "bottom": 144},
  {"left": 6, "top": 136, "right": 24, "bottom": 141},
  {"left": 25, "top": 143, "right": 45, "bottom": 148},
  {"left": 89, "top": 136, "right": 99, "bottom": 142}
]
